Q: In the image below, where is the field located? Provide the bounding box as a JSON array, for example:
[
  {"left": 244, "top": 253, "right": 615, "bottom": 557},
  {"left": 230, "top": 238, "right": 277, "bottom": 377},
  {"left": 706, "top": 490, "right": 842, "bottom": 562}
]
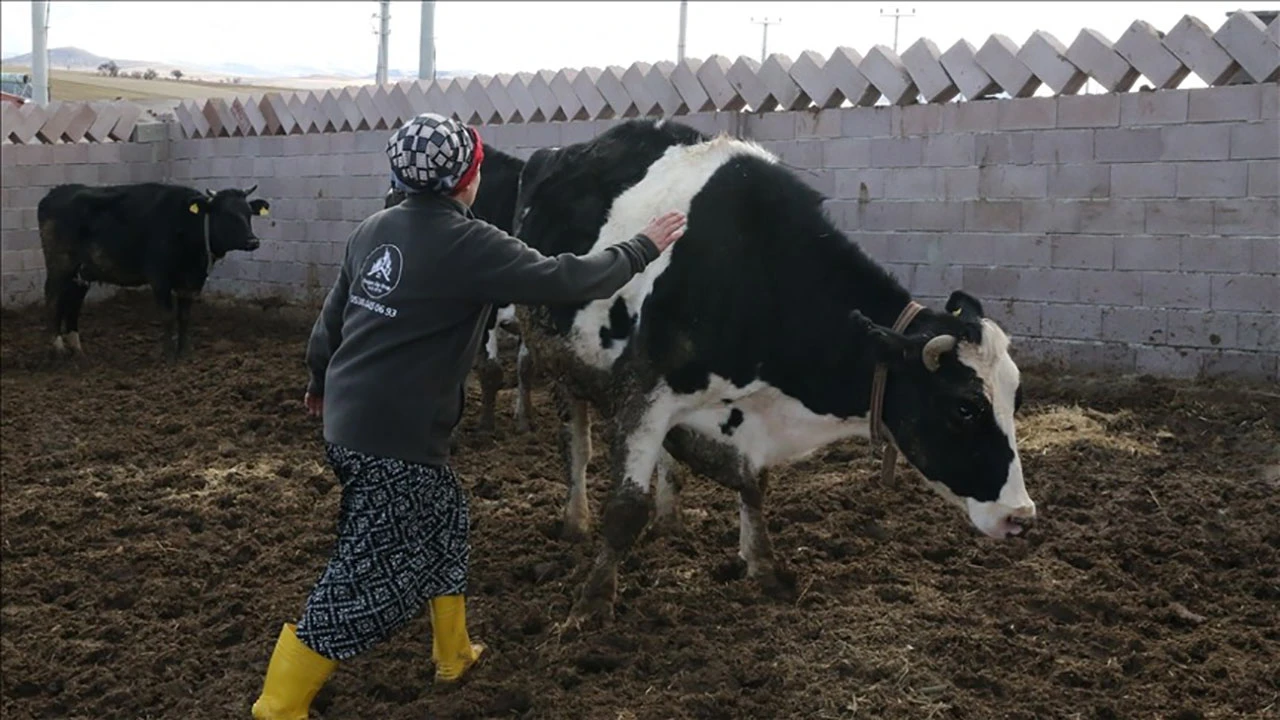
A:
[
  {"left": 1, "top": 291, "right": 1277, "bottom": 720},
  {"left": 0, "top": 66, "right": 288, "bottom": 102}
]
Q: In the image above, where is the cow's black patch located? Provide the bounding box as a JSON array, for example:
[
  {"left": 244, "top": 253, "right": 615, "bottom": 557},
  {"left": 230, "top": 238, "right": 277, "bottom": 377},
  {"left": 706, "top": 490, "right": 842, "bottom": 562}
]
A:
[
  {"left": 598, "top": 297, "right": 635, "bottom": 349},
  {"left": 719, "top": 408, "right": 745, "bottom": 436}
]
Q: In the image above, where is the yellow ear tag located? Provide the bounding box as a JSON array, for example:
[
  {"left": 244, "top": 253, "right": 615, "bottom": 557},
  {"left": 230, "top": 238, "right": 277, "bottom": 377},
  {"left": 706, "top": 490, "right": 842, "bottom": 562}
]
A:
[
  {"left": 189, "top": 203, "right": 200, "bottom": 215},
  {"left": 258, "top": 207, "right": 269, "bottom": 216},
  {"left": 952, "top": 307, "right": 962, "bottom": 316}
]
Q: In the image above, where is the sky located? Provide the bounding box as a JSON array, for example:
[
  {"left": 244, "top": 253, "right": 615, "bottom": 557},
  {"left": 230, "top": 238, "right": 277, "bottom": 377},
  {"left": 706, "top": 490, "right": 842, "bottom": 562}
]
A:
[{"left": 0, "top": 1, "right": 1273, "bottom": 79}]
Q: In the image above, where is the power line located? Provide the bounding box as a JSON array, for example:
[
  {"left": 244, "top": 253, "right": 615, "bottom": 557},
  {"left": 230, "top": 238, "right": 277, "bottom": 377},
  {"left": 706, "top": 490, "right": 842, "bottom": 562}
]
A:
[
  {"left": 878, "top": 7, "right": 915, "bottom": 54},
  {"left": 750, "top": 16, "right": 780, "bottom": 63}
]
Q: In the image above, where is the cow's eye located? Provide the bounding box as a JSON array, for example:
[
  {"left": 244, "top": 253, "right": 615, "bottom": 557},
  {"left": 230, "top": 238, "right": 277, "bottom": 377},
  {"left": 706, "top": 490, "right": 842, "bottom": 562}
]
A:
[{"left": 956, "top": 400, "right": 979, "bottom": 421}]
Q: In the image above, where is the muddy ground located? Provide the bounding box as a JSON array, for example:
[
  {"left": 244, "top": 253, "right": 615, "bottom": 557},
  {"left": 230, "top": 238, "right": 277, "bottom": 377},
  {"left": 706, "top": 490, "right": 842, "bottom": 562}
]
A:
[{"left": 1, "top": 291, "right": 1277, "bottom": 720}]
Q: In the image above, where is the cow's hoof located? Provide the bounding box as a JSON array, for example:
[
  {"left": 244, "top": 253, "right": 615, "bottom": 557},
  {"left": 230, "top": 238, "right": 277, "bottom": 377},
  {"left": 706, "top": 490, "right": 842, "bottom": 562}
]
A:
[
  {"left": 559, "top": 518, "right": 591, "bottom": 544},
  {"left": 751, "top": 564, "right": 799, "bottom": 601},
  {"left": 648, "top": 512, "right": 686, "bottom": 538},
  {"left": 565, "top": 595, "right": 614, "bottom": 632}
]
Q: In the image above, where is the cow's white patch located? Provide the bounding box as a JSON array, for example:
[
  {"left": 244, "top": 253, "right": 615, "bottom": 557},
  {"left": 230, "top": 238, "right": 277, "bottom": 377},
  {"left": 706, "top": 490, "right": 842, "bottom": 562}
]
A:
[
  {"left": 956, "top": 319, "right": 1034, "bottom": 536},
  {"left": 568, "top": 136, "right": 777, "bottom": 369},
  {"left": 484, "top": 321, "right": 500, "bottom": 362}
]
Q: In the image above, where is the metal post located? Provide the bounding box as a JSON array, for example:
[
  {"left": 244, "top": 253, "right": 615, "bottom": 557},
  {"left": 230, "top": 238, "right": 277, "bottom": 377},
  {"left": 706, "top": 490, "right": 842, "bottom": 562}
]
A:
[
  {"left": 375, "top": 0, "right": 391, "bottom": 86},
  {"left": 419, "top": 0, "right": 436, "bottom": 81},
  {"left": 677, "top": 1, "right": 688, "bottom": 62},
  {"left": 750, "top": 17, "right": 779, "bottom": 63},
  {"left": 31, "top": 0, "right": 49, "bottom": 104},
  {"left": 878, "top": 7, "right": 916, "bottom": 54}
]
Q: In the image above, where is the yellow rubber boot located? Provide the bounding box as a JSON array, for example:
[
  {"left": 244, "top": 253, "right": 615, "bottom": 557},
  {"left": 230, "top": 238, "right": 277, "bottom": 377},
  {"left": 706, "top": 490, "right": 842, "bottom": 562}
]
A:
[
  {"left": 251, "top": 623, "right": 338, "bottom": 720},
  {"left": 430, "top": 595, "right": 486, "bottom": 685}
]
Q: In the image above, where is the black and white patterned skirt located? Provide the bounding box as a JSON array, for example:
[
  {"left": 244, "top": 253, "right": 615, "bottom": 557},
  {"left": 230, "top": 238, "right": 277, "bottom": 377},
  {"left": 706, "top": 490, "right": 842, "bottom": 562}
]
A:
[{"left": 294, "top": 443, "right": 470, "bottom": 661}]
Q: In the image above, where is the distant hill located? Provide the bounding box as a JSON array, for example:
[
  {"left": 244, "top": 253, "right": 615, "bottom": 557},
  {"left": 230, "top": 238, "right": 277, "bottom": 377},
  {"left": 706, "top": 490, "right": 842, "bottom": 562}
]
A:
[{"left": 3, "top": 46, "right": 126, "bottom": 71}]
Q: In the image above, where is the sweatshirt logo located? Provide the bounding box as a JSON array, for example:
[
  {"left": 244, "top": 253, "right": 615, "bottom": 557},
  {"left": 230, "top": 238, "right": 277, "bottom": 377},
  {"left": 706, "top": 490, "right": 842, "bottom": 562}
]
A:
[{"left": 359, "top": 244, "right": 402, "bottom": 299}]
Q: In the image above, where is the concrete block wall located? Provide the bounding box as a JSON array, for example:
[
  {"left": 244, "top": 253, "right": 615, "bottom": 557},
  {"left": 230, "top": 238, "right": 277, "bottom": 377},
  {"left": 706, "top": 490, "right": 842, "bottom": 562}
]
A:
[{"left": 1, "top": 88, "right": 1276, "bottom": 380}]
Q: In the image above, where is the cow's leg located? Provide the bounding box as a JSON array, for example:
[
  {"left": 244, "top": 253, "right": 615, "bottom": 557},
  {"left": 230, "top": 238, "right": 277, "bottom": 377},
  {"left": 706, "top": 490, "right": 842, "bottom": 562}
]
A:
[
  {"left": 475, "top": 329, "right": 502, "bottom": 434},
  {"left": 662, "top": 427, "right": 789, "bottom": 595},
  {"left": 650, "top": 448, "right": 685, "bottom": 536},
  {"left": 152, "top": 284, "right": 177, "bottom": 358},
  {"left": 61, "top": 280, "right": 91, "bottom": 355},
  {"left": 568, "top": 401, "right": 670, "bottom": 625},
  {"left": 173, "top": 291, "right": 196, "bottom": 358},
  {"left": 557, "top": 382, "right": 593, "bottom": 543},
  {"left": 44, "top": 273, "right": 72, "bottom": 354},
  {"left": 514, "top": 340, "right": 536, "bottom": 433}
]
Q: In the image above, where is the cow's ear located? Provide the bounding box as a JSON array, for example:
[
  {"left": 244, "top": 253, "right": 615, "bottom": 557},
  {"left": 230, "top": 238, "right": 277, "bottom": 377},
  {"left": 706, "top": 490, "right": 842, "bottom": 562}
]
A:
[
  {"left": 188, "top": 198, "right": 210, "bottom": 215},
  {"left": 945, "top": 290, "right": 984, "bottom": 321},
  {"left": 249, "top": 199, "right": 270, "bottom": 216},
  {"left": 849, "top": 310, "right": 921, "bottom": 367}
]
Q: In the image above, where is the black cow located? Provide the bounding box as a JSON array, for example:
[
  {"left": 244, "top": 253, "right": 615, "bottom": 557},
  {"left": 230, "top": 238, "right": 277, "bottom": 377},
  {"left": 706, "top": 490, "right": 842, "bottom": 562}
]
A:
[
  {"left": 509, "top": 119, "right": 1036, "bottom": 627},
  {"left": 38, "top": 182, "right": 269, "bottom": 359},
  {"left": 382, "top": 146, "right": 535, "bottom": 433}
]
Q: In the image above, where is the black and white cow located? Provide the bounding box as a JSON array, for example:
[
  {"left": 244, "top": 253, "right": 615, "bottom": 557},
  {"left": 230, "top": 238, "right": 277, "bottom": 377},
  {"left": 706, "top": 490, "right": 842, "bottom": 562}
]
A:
[
  {"left": 510, "top": 119, "right": 1035, "bottom": 624},
  {"left": 383, "top": 146, "right": 535, "bottom": 433},
  {"left": 38, "top": 182, "right": 269, "bottom": 359}
]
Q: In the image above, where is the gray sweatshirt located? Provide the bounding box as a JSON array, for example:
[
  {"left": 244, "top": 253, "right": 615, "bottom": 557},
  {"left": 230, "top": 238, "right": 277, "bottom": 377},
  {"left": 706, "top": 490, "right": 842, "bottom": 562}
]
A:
[{"left": 305, "top": 192, "right": 659, "bottom": 466}]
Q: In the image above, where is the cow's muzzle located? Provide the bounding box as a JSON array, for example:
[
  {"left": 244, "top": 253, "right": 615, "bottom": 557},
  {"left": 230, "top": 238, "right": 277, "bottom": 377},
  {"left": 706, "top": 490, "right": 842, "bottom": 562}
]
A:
[{"left": 245, "top": 238, "right": 261, "bottom": 251}]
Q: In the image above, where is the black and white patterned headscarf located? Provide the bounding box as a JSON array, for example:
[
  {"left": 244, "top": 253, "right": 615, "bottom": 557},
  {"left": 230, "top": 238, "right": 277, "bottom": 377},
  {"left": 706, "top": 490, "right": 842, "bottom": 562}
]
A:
[{"left": 385, "top": 113, "right": 484, "bottom": 196}]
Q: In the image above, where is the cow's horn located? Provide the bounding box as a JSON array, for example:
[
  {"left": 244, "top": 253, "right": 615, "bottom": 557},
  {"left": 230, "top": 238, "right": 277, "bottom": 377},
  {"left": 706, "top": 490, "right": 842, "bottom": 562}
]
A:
[
  {"left": 205, "top": 188, "right": 216, "bottom": 197},
  {"left": 244, "top": 184, "right": 258, "bottom": 196},
  {"left": 922, "top": 335, "right": 957, "bottom": 372}
]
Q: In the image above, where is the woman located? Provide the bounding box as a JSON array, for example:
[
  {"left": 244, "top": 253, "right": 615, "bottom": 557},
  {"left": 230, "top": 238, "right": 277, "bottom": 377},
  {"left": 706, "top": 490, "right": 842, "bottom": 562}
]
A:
[{"left": 250, "top": 113, "right": 686, "bottom": 719}]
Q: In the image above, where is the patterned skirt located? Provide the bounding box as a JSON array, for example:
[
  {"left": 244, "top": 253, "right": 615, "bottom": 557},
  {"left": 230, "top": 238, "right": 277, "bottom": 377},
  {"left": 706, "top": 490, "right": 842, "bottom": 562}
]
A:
[{"left": 294, "top": 443, "right": 470, "bottom": 661}]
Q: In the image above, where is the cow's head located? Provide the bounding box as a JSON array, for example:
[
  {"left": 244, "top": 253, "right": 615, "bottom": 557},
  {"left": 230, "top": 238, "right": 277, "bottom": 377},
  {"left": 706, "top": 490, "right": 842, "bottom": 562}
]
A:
[
  {"left": 855, "top": 290, "right": 1034, "bottom": 540},
  {"left": 190, "top": 185, "right": 269, "bottom": 255}
]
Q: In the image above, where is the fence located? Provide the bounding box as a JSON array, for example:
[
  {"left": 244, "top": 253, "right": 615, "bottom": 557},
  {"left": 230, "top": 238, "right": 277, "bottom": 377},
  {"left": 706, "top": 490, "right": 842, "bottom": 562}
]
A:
[{"left": 1, "top": 12, "right": 1277, "bottom": 381}]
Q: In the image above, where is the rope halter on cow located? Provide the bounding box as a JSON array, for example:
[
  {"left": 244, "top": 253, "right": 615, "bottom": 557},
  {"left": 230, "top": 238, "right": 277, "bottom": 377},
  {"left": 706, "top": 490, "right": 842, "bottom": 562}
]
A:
[{"left": 868, "top": 300, "right": 926, "bottom": 484}]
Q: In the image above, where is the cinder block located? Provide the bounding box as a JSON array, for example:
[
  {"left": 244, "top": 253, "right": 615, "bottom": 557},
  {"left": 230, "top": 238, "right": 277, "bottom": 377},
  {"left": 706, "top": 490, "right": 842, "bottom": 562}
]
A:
[
  {"left": 1188, "top": 84, "right": 1263, "bottom": 122},
  {"left": 847, "top": 231, "right": 890, "bottom": 259},
  {"left": 1066, "top": 28, "right": 1140, "bottom": 92},
  {"left": 988, "top": 233, "right": 1052, "bottom": 266},
  {"left": 943, "top": 168, "right": 980, "bottom": 199},
  {"left": 883, "top": 168, "right": 941, "bottom": 200},
  {"left": 883, "top": 234, "right": 939, "bottom": 263},
  {"left": 1181, "top": 237, "right": 1252, "bottom": 272},
  {"left": 1264, "top": 82, "right": 1279, "bottom": 119},
  {"left": 842, "top": 107, "right": 895, "bottom": 138},
  {"left": 796, "top": 110, "right": 843, "bottom": 139},
  {"left": 976, "top": 133, "right": 1034, "bottom": 164},
  {"left": 1145, "top": 200, "right": 1215, "bottom": 235},
  {"left": 1077, "top": 200, "right": 1146, "bottom": 234},
  {"left": 1018, "top": 30, "right": 1088, "bottom": 95},
  {"left": 1141, "top": 271, "right": 1212, "bottom": 309},
  {"left": 1165, "top": 15, "right": 1241, "bottom": 86},
  {"left": 1102, "top": 306, "right": 1167, "bottom": 343},
  {"left": 1051, "top": 234, "right": 1113, "bottom": 269},
  {"left": 1252, "top": 236, "right": 1280, "bottom": 273},
  {"left": 1032, "top": 129, "right": 1093, "bottom": 164},
  {"left": 1056, "top": 94, "right": 1120, "bottom": 128},
  {"left": 943, "top": 99, "right": 999, "bottom": 132},
  {"left": 910, "top": 263, "right": 965, "bottom": 296},
  {"left": 1041, "top": 303, "right": 1103, "bottom": 339},
  {"left": 986, "top": 300, "right": 1042, "bottom": 336},
  {"left": 834, "top": 169, "right": 881, "bottom": 200},
  {"left": 975, "top": 34, "right": 1041, "bottom": 97},
  {"left": 922, "top": 134, "right": 976, "bottom": 167},
  {"left": 1111, "top": 163, "right": 1176, "bottom": 198},
  {"left": 979, "top": 165, "right": 1048, "bottom": 198},
  {"left": 1176, "top": 162, "right": 1249, "bottom": 198},
  {"left": 901, "top": 38, "right": 960, "bottom": 103},
  {"left": 962, "top": 266, "right": 1020, "bottom": 298},
  {"left": 1077, "top": 269, "right": 1142, "bottom": 306},
  {"left": 1161, "top": 124, "right": 1231, "bottom": 161},
  {"left": 852, "top": 201, "right": 914, "bottom": 231},
  {"left": 964, "top": 200, "right": 1022, "bottom": 231},
  {"left": 1203, "top": 350, "right": 1278, "bottom": 381},
  {"left": 1113, "top": 235, "right": 1186, "bottom": 276},
  {"left": 1168, "top": 310, "right": 1238, "bottom": 350},
  {"left": 859, "top": 45, "right": 920, "bottom": 106},
  {"left": 743, "top": 112, "right": 795, "bottom": 141},
  {"left": 1134, "top": 346, "right": 1202, "bottom": 379},
  {"left": 1214, "top": 10, "right": 1280, "bottom": 83},
  {"left": 1229, "top": 121, "right": 1280, "bottom": 160},
  {"left": 1211, "top": 273, "right": 1280, "bottom": 312},
  {"left": 899, "top": 103, "right": 944, "bottom": 136},
  {"left": 1237, "top": 312, "right": 1279, "bottom": 351},
  {"left": 823, "top": 138, "right": 871, "bottom": 169},
  {"left": 1094, "top": 127, "right": 1163, "bottom": 162},
  {"left": 1113, "top": 20, "right": 1191, "bottom": 90},
  {"left": 1020, "top": 200, "right": 1083, "bottom": 233},
  {"left": 910, "top": 201, "right": 965, "bottom": 231},
  {"left": 869, "top": 137, "right": 923, "bottom": 168},
  {"left": 940, "top": 39, "right": 1000, "bottom": 100},
  {"left": 997, "top": 97, "right": 1056, "bottom": 130},
  {"left": 1048, "top": 164, "right": 1110, "bottom": 198}
]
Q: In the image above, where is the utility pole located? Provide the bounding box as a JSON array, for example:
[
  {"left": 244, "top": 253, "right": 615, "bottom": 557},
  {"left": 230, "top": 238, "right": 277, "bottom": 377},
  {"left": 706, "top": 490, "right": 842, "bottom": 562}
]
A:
[
  {"left": 419, "top": 0, "right": 436, "bottom": 81},
  {"left": 31, "top": 0, "right": 49, "bottom": 104},
  {"left": 750, "top": 16, "right": 780, "bottom": 63},
  {"left": 677, "top": 1, "right": 688, "bottom": 62},
  {"left": 878, "top": 7, "right": 915, "bottom": 54},
  {"left": 375, "top": 0, "right": 390, "bottom": 86}
]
